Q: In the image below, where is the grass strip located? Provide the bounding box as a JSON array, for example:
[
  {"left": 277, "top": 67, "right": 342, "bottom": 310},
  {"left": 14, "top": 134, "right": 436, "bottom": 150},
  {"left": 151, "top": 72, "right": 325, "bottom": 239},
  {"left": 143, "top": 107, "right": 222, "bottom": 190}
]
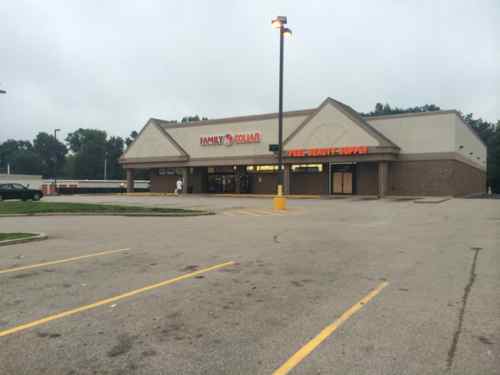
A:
[
  {"left": 0, "top": 201, "right": 200, "bottom": 215},
  {"left": 0, "top": 233, "right": 37, "bottom": 241}
]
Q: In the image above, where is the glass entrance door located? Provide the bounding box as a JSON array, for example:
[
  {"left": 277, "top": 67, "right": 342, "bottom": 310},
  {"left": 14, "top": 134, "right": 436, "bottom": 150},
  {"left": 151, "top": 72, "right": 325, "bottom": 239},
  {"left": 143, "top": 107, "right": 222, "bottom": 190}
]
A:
[{"left": 207, "top": 174, "right": 236, "bottom": 193}]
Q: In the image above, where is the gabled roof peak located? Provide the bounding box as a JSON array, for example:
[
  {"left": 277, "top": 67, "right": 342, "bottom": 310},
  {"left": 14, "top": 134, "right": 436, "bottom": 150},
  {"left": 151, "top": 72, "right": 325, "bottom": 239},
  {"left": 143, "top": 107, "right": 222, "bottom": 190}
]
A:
[{"left": 283, "top": 97, "right": 399, "bottom": 149}]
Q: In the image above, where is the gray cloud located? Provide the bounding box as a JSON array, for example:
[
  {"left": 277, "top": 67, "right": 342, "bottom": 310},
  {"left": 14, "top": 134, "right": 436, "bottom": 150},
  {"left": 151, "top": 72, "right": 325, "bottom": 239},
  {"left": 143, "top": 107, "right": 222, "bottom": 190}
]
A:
[{"left": 1, "top": 0, "right": 499, "bottom": 142}]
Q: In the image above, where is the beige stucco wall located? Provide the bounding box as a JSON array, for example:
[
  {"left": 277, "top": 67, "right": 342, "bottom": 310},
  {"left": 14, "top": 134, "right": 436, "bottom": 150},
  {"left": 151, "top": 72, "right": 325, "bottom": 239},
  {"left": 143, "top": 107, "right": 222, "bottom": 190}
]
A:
[
  {"left": 366, "top": 112, "right": 456, "bottom": 153},
  {"left": 124, "top": 123, "right": 182, "bottom": 158},
  {"left": 166, "top": 114, "right": 307, "bottom": 159},
  {"left": 454, "top": 116, "right": 487, "bottom": 168},
  {"left": 286, "top": 103, "right": 380, "bottom": 150},
  {"left": 366, "top": 112, "right": 486, "bottom": 171}
]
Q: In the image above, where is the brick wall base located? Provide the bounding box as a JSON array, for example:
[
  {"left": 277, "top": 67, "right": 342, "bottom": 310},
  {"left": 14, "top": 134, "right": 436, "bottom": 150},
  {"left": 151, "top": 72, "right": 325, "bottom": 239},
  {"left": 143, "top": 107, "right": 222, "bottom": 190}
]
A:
[
  {"left": 290, "top": 170, "right": 329, "bottom": 195},
  {"left": 150, "top": 174, "right": 177, "bottom": 193},
  {"left": 149, "top": 160, "right": 486, "bottom": 197},
  {"left": 356, "top": 163, "right": 379, "bottom": 195},
  {"left": 389, "top": 160, "right": 486, "bottom": 196}
]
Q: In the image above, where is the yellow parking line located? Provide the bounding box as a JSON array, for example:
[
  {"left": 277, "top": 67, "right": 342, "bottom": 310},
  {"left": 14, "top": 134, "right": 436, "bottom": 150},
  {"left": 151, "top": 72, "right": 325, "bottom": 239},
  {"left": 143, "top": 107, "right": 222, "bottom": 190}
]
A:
[
  {"left": 0, "top": 261, "right": 235, "bottom": 337},
  {"left": 272, "top": 281, "right": 389, "bottom": 375},
  {"left": 0, "top": 248, "right": 130, "bottom": 275}
]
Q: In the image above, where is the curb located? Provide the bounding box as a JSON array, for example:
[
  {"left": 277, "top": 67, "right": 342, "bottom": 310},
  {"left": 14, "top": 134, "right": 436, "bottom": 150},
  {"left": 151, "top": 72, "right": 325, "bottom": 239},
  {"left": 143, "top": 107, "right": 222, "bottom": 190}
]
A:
[
  {"left": 114, "top": 193, "right": 323, "bottom": 199},
  {"left": 414, "top": 197, "right": 452, "bottom": 204},
  {"left": 212, "top": 194, "right": 322, "bottom": 199},
  {"left": 0, "top": 211, "right": 214, "bottom": 218},
  {"left": 0, "top": 232, "right": 48, "bottom": 247}
]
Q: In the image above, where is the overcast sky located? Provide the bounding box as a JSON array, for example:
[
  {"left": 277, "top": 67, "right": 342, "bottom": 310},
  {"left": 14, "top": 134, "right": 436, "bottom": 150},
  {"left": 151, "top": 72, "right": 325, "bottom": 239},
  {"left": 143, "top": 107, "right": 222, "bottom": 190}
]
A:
[{"left": 1, "top": 0, "right": 499, "bottom": 142}]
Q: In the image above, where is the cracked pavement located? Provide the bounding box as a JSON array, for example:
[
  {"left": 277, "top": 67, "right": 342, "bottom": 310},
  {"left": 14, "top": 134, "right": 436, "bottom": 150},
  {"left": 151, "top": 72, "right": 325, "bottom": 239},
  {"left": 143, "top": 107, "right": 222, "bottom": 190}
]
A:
[{"left": 0, "top": 196, "right": 498, "bottom": 374}]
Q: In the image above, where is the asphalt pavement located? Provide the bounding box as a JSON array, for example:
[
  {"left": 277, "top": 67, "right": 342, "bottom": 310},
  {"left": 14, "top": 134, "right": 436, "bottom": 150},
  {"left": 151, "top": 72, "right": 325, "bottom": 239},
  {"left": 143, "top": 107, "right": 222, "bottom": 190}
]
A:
[{"left": 0, "top": 196, "right": 498, "bottom": 374}]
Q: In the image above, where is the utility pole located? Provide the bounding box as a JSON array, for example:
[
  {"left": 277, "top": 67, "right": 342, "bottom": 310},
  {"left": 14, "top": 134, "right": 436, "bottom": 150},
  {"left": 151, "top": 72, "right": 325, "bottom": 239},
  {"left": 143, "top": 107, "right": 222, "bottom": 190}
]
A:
[
  {"left": 104, "top": 153, "right": 108, "bottom": 180},
  {"left": 53, "top": 129, "right": 60, "bottom": 194}
]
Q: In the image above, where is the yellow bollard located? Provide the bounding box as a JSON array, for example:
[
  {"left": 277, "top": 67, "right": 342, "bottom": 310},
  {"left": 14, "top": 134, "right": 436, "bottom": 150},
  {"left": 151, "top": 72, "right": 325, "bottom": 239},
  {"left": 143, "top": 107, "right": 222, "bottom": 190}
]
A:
[{"left": 273, "top": 184, "right": 287, "bottom": 211}]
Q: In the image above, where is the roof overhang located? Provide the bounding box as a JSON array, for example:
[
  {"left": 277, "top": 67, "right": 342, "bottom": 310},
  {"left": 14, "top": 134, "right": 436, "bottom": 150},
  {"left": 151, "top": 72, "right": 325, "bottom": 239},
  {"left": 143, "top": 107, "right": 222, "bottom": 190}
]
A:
[{"left": 121, "top": 145, "right": 399, "bottom": 169}]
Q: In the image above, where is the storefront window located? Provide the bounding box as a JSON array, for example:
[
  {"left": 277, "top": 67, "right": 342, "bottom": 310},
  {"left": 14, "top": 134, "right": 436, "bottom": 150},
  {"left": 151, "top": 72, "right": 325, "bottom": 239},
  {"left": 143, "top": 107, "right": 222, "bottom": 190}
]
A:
[
  {"left": 246, "top": 165, "right": 279, "bottom": 173},
  {"left": 291, "top": 164, "right": 323, "bottom": 173},
  {"left": 158, "top": 168, "right": 177, "bottom": 176}
]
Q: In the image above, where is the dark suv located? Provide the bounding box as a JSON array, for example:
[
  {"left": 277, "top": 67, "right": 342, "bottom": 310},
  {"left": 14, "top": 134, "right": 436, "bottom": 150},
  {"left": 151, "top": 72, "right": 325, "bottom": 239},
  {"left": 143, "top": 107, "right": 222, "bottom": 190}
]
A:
[{"left": 0, "top": 183, "right": 43, "bottom": 201}]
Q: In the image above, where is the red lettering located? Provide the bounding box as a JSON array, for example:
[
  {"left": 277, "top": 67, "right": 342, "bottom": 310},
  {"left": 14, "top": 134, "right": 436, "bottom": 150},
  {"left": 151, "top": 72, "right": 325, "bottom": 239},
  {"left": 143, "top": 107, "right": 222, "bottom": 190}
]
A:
[{"left": 286, "top": 145, "right": 368, "bottom": 157}]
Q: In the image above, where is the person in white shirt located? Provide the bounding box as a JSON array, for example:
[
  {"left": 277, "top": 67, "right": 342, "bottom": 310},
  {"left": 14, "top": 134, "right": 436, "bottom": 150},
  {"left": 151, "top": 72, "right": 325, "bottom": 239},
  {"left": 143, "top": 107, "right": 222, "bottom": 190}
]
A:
[{"left": 175, "top": 178, "right": 183, "bottom": 195}]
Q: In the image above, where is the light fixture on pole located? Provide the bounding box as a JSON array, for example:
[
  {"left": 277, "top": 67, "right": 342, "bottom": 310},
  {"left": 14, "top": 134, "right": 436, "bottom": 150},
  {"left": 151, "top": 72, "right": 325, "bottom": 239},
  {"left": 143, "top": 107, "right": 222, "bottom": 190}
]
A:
[
  {"left": 271, "top": 16, "right": 292, "bottom": 211},
  {"left": 53, "top": 129, "right": 61, "bottom": 195}
]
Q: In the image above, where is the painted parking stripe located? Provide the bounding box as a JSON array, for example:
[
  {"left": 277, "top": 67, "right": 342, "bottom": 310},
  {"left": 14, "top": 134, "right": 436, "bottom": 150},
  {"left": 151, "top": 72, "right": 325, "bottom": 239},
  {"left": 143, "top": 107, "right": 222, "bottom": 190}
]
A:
[
  {"left": 0, "top": 261, "right": 235, "bottom": 337},
  {"left": 235, "top": 209, "right": 262, "bottom": 216},
  {"left": 0, "top": 248, "right": 130, "bottom": 275},
  {"left": 222, "top": 210, "right": 260, "bottom": 217},
  {"left": 246, "top": 208, "right": 286, "bottom": 216},
  {"left": 223, "top": 209, "right": 288, "bottom": 216},
  {"left": 272, "top": 281, "right": 389, "bottom": 375}
]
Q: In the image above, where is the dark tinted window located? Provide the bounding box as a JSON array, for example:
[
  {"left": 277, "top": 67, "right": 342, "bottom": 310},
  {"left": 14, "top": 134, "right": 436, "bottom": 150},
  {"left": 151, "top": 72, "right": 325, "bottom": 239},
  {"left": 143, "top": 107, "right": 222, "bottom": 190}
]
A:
[{"left": 11, "top": 184, "right": 25, "bottom": 190}]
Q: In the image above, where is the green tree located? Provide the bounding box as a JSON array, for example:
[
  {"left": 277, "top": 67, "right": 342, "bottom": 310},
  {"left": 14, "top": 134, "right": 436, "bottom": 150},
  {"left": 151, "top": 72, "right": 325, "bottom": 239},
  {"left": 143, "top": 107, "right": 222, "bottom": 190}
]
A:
[
  {"left": 363, "top": 103, "right": 441, "bottom": 116},
  {"left": 66, "top": 129, "right": 108, "bottom": 179},
  {"left": 461, "top": 113, "right": 496, "bottom": 144},
  {"left": 459, "top": 113, "right": 497, "bottom": 192},
  {"left": 0, "top": 139, "right": 39, "bottom": 174},
  {"left": 181, "top": 115, "right": 207, "bottom": 123},
  {"left": 125, "top": 130, "right": 139, "bottom": 147},
  {"left": 10, "top": 149, "right": 43, "bottom": 174},
  {"left": 105, "top": 136, "right": 125, "bottom": 179},
  {"left": 62, "top": 154, "right": 77, "bottom": 178},
  {"left": 33, "top": 132, "right": 68, "bottom": 178}
]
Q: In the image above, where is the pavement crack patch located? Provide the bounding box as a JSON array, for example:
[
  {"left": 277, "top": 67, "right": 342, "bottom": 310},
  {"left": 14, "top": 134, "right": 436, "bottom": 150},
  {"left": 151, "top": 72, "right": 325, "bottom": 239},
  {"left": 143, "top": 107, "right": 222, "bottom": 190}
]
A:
[
  {"left": 273, "top": 229, "right": 288, "bottom": 244},
  {"left": 108, "top": 334, "right": 135, "bottom": 358},
  {"left": 478, "top": 336, "right": 493, "bottom": 345},
  {"left": 446, "top": 247, "right": 482, "bottom": 370},
  {"left": 10, "top": 271, "right": 39, "bottom": 279}
]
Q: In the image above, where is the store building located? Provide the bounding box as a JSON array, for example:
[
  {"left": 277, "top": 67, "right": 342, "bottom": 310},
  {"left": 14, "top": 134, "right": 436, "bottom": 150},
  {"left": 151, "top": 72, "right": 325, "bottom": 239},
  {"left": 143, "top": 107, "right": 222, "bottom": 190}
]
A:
[{"left": 120, "top": 98, "right": 486, "bottom": 196}]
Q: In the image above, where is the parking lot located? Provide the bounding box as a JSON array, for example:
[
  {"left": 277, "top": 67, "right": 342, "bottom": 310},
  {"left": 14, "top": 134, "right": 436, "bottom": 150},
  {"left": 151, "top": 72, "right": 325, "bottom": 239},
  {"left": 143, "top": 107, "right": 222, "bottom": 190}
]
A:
[{"left": 0, "top": 196, "right": 499, "bottom": 374}]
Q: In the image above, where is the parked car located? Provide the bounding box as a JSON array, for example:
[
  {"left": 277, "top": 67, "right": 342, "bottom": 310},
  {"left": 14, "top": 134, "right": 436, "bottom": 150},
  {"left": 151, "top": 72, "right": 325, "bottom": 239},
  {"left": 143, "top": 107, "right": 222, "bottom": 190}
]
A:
[{"left": 0, "top": 183, "right": 43, "bottom": 201}]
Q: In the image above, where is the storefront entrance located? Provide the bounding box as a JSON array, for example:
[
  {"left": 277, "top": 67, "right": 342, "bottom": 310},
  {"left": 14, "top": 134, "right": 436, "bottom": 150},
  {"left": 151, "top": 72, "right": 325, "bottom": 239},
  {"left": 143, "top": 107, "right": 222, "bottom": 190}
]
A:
[
  {"left": 206, "top": 166, "right": 249, "bottom": 193},
  {"left": 207, "top": 174, "right": 235, "bottom": 193},
  {"left": 331, "top": 164, "right": 356, "bottom": 194}
]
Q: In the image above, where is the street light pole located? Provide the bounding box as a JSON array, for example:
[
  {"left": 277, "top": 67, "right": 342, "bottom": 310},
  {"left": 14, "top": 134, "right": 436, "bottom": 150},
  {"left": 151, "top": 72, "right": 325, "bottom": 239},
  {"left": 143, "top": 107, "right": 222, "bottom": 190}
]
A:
[
  {"left": 53, "top": 128, "right": 60, "bottom": 194},
  {"left": 278, "top": 24, "right": 284, "bottom": 190},
  {"left": 272, "top": 16, "right": 292, "bottom": 210}
]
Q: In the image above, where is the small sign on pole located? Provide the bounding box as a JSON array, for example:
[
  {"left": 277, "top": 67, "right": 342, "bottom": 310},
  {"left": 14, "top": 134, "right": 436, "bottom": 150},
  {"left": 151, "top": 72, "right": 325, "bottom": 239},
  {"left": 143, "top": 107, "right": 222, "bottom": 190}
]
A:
[{"left": 269, "top": 144, "right": 280, "bottom": 153}]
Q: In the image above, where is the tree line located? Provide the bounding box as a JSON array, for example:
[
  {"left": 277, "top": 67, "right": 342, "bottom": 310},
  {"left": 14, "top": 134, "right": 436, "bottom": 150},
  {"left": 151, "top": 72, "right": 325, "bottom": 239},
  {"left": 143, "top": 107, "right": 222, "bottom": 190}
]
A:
[
  {"left": 1, "top": 106, "right": 499, "bottom": 192},
  {"left": 0, "top": 115, "right": 207, "bottom": 180}
]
